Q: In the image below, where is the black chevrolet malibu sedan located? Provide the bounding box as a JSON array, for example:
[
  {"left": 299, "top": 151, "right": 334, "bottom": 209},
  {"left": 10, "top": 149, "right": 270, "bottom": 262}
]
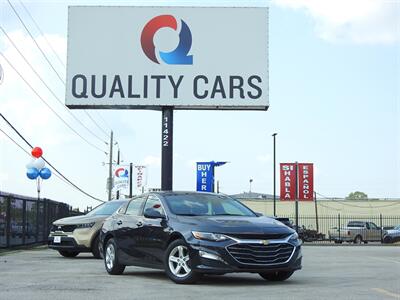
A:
[{"left": 99, "top": 191, "right": 302, "bottom": 284}]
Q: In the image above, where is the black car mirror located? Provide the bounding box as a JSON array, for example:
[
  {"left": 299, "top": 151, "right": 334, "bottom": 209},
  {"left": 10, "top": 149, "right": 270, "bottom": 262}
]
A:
[
  {"left": 255, "top": 212, "right": 263, "bottom": 217},
  {"left": 144, "top": 208, "right": 165, "bottom": 219}
]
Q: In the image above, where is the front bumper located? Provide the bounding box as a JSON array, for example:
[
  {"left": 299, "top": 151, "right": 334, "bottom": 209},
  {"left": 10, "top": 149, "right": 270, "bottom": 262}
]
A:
[
  {"left": 48, "top": 235, "right": 91, "bottom": 252},
  {"left": 187, "top": 236, "right": 302, "bottom": 274}
]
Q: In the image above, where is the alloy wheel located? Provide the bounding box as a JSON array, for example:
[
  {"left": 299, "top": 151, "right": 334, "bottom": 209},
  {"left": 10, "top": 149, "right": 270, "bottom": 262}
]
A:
[
  {"left": 168, "top": 245, "right": 191, "bottom": 278},
  {"left": 105, "top": 243, "right": 115, "bottom": 270}
]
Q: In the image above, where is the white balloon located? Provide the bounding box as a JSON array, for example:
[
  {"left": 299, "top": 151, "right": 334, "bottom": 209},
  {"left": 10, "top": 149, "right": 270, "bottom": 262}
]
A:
[
  {"left": 26, "top": 159, "right": 35, "bottom": 169},
  {"left": 33, "top": 157, "right": 45, "bottom": 170}
]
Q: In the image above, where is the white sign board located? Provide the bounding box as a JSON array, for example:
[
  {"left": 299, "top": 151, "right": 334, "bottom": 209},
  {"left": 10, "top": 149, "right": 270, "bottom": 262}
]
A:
[{"left": 66, "top": 6, "right": 269, "bottom": 110}]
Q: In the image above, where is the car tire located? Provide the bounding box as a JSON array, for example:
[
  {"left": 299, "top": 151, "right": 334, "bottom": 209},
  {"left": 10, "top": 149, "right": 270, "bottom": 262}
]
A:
[
  {"left": 58, "top": 250, "right": 79, "bottom": 258},
  {"left": 104, "top": 238, "right": 125, "bottom": 275},
  {"left": 91, "top": 235, "right": 101, "bottom": 259},
  {"left": 259, "top": 271, "right": 294, "bottom": 281},
  {"left": 164, "top": 239, "right": 201, "bottom": 284},
  {"left": 383, "top": 236, "right": 393, "bottom": 244},
  {"left": 354, "top": 235, "right": 362, "bottom": 244}
]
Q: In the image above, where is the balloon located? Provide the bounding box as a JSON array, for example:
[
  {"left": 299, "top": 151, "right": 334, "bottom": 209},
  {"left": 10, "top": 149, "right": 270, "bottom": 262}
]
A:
[
  {"left": 39, "top": 168, "right": 52, "bottom": 180},
  {"left": 33, "top": 157, "right": 45, "bottom": 170},
  {"left": 26, "top": 168, "right": 39, "bottom": 180},
  {"left": 26, "top": 159, "right": 35, "bottom": 169},
  {"left": 31, "top": 147, "right": 43, "bottom": 158}
]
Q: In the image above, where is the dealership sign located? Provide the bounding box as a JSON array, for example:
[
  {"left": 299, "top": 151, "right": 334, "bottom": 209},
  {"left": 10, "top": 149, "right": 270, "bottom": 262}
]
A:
[
  {"left": 280, "top": 163, "right": 314, "bottom": 201},
  {"left": 66, "top": 7, "right": 269, "bottom": 110}
]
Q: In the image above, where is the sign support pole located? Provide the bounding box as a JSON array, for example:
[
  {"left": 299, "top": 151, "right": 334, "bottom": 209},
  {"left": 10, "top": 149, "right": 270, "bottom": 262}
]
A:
[{"left": 161, "top": 107, "right": 173, "bottom": 191}]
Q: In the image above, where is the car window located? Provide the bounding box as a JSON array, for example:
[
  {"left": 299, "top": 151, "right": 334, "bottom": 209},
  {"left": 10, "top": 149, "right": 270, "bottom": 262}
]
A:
[
  {"left": 143, "top": 195, "right": 165, "bottom": 217},
  {"left": 126, "top": 197, "right": 146, "bottom": 216},
  {"left": 117, "top": 202, "right": 129, "bottom": 214},
  {"left": 369, "top": 222, "right": 378, "bottom": 229},
  {"left": 164, "top": 193, "right": 256, "bottom": 217},
  {"left": 86, "top": 201, "right": 127, "bottom": 216}
]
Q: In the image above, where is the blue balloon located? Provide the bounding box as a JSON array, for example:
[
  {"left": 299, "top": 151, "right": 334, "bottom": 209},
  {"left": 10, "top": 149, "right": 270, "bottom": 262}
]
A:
[
  {"left": 39, "top": 168, "right": 52, "bottom": 180},
  {"left": 26, "top": 168, "right": 39, "bottom": 180}
]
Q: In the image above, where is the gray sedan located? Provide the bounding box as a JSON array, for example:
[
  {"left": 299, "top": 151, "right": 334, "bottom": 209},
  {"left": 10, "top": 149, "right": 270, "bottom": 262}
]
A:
[{"left": 383, "top": 225, "right": 400, "bottom": 243}]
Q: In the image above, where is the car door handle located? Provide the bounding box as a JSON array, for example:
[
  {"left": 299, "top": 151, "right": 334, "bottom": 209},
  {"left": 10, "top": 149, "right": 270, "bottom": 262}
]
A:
[
  {"left": 136, "top": 221, "right": 143, "bottom": 227},
  {"left": 116, "top": 220, "right": 123, "bottom": 225}
]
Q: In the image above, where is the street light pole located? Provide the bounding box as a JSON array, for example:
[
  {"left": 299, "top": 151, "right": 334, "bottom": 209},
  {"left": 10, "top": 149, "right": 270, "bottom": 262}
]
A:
[
  {"left": 249, "top": 179, "right": 253, "bottom": 193},
  {"left": 272, "top": 133, "right": 277, "bottom": 216}
]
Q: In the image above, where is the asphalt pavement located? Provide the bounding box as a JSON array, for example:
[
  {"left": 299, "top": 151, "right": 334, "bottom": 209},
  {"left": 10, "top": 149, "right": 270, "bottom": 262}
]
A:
[{"left": 0, "top": 246, "right": 399, "bottom": 300}]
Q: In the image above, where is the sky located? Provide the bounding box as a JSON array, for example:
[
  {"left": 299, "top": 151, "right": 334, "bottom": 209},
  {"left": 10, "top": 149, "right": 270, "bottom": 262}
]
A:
[{"left": 0, "top": 0, "right": 399, "bottom": 210}]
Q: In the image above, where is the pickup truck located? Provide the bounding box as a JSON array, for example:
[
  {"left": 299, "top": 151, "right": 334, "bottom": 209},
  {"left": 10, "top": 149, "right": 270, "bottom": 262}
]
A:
[{"left": 328, "top": 221, "right": 383, "bottom": 244}]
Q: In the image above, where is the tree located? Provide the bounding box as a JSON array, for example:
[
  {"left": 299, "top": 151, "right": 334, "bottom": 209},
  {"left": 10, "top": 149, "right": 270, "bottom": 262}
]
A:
[{"left": 346, "top": 191, "right": 368, "bottom": 200}]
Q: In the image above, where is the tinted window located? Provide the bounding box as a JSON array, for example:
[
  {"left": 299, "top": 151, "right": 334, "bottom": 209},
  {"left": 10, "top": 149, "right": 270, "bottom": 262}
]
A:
[
  {"left": 86, "top": 201, "right": 126, "bottom": 216},
  {"left": 369, "top": 222, "right": 378, "bottom": 229},
  {"left": 164, "top": 194, "right": 255, "bottom": 217},
  {"left": 348, "top": 222, "right": 365, "bottom": 227},
  {"left": 126, "top": 197, "right": 146, "bottom": 216},
  {"left": 143, "top": 195, "right": 165, "bottom": 216}
]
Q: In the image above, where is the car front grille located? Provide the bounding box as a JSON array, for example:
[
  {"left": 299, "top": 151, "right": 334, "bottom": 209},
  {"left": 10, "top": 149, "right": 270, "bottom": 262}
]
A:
[
  {"left": 227, "top": 233, "right": 290, "bottom": 240},
  {"left": 51, "top": 224, "right": 77, "bottom": 232},
  {"left": 227, "top": 243, "right": 294, "bottom": 265}
]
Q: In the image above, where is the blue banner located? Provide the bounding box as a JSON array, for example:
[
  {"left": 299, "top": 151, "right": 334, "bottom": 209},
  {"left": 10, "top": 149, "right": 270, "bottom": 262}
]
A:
[
  {"left": 196, "top": 162, "right": 214, "bottom": 192},
  {"left": 196, "top": 161, "right": 227, "bottom": 192}
]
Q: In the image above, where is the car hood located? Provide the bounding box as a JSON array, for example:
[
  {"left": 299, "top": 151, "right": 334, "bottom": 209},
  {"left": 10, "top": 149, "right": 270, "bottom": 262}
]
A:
[
  {"left": 386, "top": 229, "right": 400, "bottom": 235},
  {"left": 176, "top": 215, "right": 294, "bottom": 235},
  {"left": 53, "top": 215, "right": 106, "bottom": 225}
]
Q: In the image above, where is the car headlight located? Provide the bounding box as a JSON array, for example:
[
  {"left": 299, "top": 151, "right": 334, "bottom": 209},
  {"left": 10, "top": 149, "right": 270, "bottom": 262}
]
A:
[
  {"left": 192, "top": 231, "right": 229, "bottom": 242},
  {"left": 75, "top": 222, "right": 95, "bottom": 229},
  {"left": 289, "top": 232, "right": 299, "bottom": 241}
]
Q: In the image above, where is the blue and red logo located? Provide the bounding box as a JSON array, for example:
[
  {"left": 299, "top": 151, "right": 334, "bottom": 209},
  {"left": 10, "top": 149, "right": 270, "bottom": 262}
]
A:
[
  {"left": 140, "top": 15, "right": 193, "bottom": 65},
  {"left": 115, "top": 168, "right": 129, "bottom": 178}
]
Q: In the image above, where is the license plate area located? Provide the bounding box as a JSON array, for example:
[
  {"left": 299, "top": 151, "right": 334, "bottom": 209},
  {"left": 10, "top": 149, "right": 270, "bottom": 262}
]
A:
[{"left": 54, "top": 236, "right": 61, "bottom": 243}]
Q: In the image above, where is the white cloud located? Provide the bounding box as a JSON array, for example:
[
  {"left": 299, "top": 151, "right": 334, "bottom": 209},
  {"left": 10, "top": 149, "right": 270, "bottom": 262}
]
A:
[
  {"left": 256, "top": 154, "right": 271, "bottom": 163},
  {"left": 143, "top": 155, "right": 161, "bottom": 166},
  {"left": 272, "top": 0, "right": 400, "bottom": 44}
]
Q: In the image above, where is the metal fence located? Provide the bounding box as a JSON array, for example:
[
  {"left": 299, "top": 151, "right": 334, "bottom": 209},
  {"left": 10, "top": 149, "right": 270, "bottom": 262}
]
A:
[
  {"left": 0, "top": 191, "right": 74, "bottom": 248},
  {"left": 279, "top": 214, "right": 400, "bottom": 243}
]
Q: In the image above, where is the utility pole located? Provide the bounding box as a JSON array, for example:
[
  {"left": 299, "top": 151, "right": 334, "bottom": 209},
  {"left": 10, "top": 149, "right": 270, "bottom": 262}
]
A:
[
  {"left": 116, "top": 148, "right": 120, "bottom": 199},
  {"left": 295, "top": 161, "right": 299, "bottom": 232},
  {"left": 129, "top": 163, "right": 133, "bottom": 198},
  {"left": 108, "top": 131, "right": 113, "bottom": 201}
]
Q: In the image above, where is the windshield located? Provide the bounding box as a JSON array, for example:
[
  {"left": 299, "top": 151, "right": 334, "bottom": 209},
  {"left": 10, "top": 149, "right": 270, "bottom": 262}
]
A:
[
  {"left": 86, "top": 201, "right": 125, "bottom": 216},
  {"left": 395, "top": 225, "right": 400, "bottom": 230},
  {"left": 164, "top": 194, "right": 256, "bottom": 217}
]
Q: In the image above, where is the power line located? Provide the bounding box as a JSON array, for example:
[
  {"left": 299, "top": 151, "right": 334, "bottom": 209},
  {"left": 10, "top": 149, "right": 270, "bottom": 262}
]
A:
[
  {"left": 0, "top": 25, "right": 107, "bottom": 145},
  {"left": 0, "top": 50, "right": 107, "bottom": 154},
  {"left": 0, "top": 116, "right": 105, "bottom": 203},
  {"left": 17, "top": 0, "right": 66, "bottom": 68},
  {"left": 7, "top": 0, "right": 112, "bottom": 139},
  {"left": 6, "top": 0, "right": 65, "bottom": 84}
]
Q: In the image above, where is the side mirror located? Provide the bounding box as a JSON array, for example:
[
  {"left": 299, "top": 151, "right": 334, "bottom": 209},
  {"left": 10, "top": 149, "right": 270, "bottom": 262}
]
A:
[
  {"left": 144, "top": 208, "right": 165, "bottom": 219},
  {"left": 255, "top": 212, "right": 263, "bottom": 217}
]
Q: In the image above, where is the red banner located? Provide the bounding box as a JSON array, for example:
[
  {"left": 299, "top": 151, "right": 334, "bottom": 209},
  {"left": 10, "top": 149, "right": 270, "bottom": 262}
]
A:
[
  {"left": 280, "top": 163, "right": 296, "bottom": 200},
  {"left": 298, "top": 163, "right": 314, "bottom": 201}
]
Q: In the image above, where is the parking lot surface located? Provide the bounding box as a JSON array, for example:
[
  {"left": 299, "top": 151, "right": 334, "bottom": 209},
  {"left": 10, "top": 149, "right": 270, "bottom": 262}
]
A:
[{"left": 0, "top": 246, "right": 399, "bottom": 300}]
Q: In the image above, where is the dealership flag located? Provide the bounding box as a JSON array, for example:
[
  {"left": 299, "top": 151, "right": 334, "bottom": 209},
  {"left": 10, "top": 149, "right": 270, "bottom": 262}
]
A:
[{"left": 280, "top": 163, "right": 314, "bottom": 201}]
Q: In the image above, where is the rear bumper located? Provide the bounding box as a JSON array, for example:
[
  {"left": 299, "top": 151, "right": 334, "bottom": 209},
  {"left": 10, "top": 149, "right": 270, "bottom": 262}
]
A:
[{"left": 48, "top": 236, "right": 91, "bottom": 252}]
